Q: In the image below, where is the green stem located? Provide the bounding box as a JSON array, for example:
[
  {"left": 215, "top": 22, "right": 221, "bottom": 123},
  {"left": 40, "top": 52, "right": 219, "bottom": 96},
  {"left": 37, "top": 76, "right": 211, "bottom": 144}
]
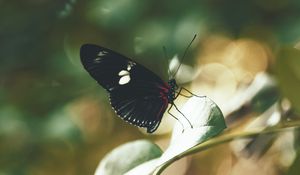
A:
[{"left": 154, "top": 121, "right": 300, "bottom": 175}]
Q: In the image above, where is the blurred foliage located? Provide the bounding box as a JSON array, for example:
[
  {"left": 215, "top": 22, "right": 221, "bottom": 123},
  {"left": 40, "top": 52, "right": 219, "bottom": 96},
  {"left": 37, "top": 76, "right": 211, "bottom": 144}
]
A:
[
  {"left": 1, "top": 0, "right": 300, "bottom": 175},
  {"left": 276, "top": 48, "right": 300, "bottom": 113}
]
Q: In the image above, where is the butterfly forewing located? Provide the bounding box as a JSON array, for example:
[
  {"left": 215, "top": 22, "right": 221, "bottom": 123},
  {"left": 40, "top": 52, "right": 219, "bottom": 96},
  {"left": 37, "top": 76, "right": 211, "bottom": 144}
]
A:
[{"left": 80, "top": 44, "right": 170, "bottom": 133}]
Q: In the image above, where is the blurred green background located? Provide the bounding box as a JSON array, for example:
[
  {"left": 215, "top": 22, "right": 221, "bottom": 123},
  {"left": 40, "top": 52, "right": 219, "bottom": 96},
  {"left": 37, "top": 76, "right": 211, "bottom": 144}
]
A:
[{"left": 1, "top": 0, "right": 300, "bottom": 175}]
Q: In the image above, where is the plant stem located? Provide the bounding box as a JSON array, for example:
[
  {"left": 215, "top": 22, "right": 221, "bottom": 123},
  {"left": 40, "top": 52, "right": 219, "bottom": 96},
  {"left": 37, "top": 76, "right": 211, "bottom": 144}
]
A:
[{"left": 154, "top": 120, "right": 300, "bottom": 175}]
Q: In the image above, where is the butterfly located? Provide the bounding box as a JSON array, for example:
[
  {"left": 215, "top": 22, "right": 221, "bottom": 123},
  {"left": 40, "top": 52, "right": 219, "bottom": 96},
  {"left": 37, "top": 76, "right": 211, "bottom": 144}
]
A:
[{"left": 80, "top": 35, "right": 200, "bottom": 133}]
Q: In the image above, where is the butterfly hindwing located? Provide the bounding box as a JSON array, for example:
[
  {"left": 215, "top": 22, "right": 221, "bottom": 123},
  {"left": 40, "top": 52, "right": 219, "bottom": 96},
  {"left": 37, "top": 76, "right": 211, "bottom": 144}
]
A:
[
  {"left": 80, "top": 44, "right": 170, "bottom": 133},
  {"left": 108, "top": 83, "right": 169, "bottom": 133}
]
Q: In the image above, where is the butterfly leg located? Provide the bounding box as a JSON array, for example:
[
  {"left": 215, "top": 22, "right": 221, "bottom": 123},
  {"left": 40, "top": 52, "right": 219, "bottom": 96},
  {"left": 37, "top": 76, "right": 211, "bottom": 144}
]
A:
[
  {"left": 181, "top": 87, "right": 206, "bottom": 98},
  {"left": 172, "top": 103, "right": 193, "bottom": 129},
  {"left": 167, "top": 104, "right": 185, "bottom": 133},
  {"left": 179, "top": 93, "right": 193, "bottom": 98},
  {"left": 176, "top": 87, "right": 194, "bottom": 98},
  {"left": 175, "top": 87, "right": 183, "bottom": 99}
]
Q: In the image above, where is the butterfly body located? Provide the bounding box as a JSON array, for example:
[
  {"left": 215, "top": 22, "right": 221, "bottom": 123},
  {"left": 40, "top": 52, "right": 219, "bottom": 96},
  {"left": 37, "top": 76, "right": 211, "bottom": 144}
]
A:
[
  {"left": 80, "top": 44, "right": 180, "bottom": 133},
  {"left": 166, "top": 79, "right": 178, "bottom": 103}
]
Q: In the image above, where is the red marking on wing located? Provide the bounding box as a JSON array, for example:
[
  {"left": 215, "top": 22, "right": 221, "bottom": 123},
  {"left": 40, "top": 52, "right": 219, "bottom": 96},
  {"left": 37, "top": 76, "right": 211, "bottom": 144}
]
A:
[
  {"left": 156, "top": 92, "right": 169, "bottom": 120},
  {"left": 157, "top": 82, "right": 170, "bottom": 94}
]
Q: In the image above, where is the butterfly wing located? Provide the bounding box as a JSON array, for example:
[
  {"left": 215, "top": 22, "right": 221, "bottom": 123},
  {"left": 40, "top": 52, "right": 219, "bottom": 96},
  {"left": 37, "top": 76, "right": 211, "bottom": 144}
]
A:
[
  {"left": 80, "top": 44, "right": 170, "bottom": 133},
  {"left": 109, "top": 85, "right": 169, "bottom": 133}
]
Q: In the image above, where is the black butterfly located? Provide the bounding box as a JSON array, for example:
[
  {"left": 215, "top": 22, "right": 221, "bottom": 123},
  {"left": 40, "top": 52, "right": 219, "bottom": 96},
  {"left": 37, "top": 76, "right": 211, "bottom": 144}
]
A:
[{"left": 80, "top": 36, "right": 199, "bottom": 133}]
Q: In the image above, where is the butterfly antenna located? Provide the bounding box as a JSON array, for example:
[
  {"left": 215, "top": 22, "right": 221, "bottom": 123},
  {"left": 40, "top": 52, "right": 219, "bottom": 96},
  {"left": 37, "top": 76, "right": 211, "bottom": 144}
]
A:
[
  {"left": 172, "top": 34, "right": 197, "bottom": 78},
  {"left": 163, "top": 46, "right": 172, "bottom": 76}
]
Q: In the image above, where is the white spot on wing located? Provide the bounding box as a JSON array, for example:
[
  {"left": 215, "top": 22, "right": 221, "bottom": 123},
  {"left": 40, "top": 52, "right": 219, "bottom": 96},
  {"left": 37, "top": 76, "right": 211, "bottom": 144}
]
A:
[
  {"left": 127, "top": 61, "right": 136, "bottom": 71},
  {"left": 97, "top": 51, "right": 108, "bottom": 57},
  {"left": 118, "top": 70, "right": 129, "bottom": 76},
  {"left": 119, "top": 75, "right": 130, "bottom": 85},
  {"left": 94, "top": 51, "right": 108, "bottom": 63},
  {"left": 117, "top": 61, "right": 136, "bottom": 85},
  {"left": 94, "top": 57, "right": 102, "bottom": 63}
]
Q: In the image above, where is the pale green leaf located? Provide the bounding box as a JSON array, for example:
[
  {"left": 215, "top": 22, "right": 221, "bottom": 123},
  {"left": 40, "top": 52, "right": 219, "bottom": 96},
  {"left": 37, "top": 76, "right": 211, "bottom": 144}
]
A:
[{"left": 95, "top": 140, "right": 162, "bottom": 175}]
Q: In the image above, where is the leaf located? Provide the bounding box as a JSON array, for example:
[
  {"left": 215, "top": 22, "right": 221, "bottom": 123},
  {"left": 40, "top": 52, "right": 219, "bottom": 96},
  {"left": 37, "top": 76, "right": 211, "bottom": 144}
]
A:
[
  {"left": 158, "top": 96, "right": 226, "bottom": 164},
  {"left": 126, "top": 96, "right": 226, "bottom": 175},
  {"left": 276, "top": 47, "right": 300, "bottom": 113},
  {"left": 287, "top": 147, "right": 300, "bottom": 175},
  {"left": 95, "top": 140, "right": 162, "bottom": 175},
  {"left": 250, "top": 82, "right": 279, "bottom": 113},
  {"left": 124, "top": 158, "right": 160, "bottom": 175}
]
